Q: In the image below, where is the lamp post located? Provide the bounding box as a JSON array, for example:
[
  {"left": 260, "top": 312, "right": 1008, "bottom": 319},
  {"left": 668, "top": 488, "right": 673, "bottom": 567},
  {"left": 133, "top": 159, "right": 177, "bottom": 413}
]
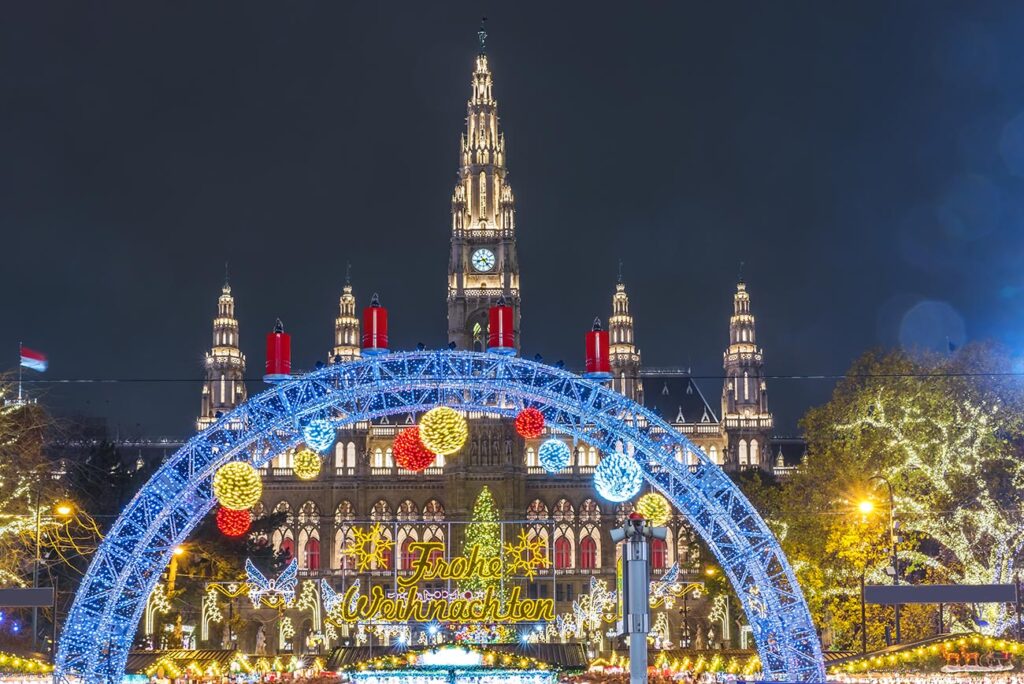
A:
[
  {"left": 32, "top": 498, "right": 74, "bottom": 651},
  {"left": 869, "top": 474, "right": 900, "bottom": 644}
]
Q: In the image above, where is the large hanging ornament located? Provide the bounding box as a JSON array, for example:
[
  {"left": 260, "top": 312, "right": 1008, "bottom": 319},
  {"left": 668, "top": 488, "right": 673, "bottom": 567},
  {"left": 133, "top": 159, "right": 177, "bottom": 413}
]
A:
[
  {"left": 394, "top": 426, "right": 436, "bottom": 472},
  {"left": 538, "top": 439, "right": 571, "bottom": 473},
  {"left": 635, "top": 492, "right": 672, "bottom": 526},
  {"left": 212, "top": 462, "right": 263, "bottom": 511},
  {"left": 216, "top": 507, "right": 252, "bottom": 537},
  {"left": 293, "top": 448, "right": 322, "bottom": 480},
  {"left": 302, "top": 419, "right": 336, "bottom": 453},
  {"left": 593, "top": 453, "right": 642, "bottom": 503},
  {"left": 514, "top": 408, "right": 545, "bottom": 439},
  {"left": 419, "top": 407, "right": 468, "bottom": 456}
]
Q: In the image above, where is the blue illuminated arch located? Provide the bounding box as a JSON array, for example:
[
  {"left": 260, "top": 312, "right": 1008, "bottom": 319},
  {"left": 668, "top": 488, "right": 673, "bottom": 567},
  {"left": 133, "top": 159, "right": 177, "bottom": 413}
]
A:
[{"left": 56, "top": 351, "right": 824, "bottom": 682}]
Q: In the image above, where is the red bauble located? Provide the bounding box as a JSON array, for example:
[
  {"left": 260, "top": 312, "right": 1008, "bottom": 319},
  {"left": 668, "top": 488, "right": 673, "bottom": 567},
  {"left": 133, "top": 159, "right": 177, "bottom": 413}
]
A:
[
  {"left": 394, "top": 426, "right": 436, "bottom": 472},
  {"left": 514, "top": 408, "right": 545, "bottom": 438},
  {"left": 216, "top": 507, "right": 251, "bottom": 537}
]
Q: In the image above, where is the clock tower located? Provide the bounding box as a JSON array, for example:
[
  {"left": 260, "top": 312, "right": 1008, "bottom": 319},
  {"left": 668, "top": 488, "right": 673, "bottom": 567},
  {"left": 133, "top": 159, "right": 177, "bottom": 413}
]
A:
[{"left": 448, "top": 27, "right": 521, "bottom": 352}]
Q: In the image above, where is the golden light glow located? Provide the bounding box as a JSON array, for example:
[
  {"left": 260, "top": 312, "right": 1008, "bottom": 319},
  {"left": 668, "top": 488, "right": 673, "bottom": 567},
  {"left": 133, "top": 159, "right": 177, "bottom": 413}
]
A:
[
  {"left": 292, "top": 449, "right": 322, "bottom": 481},
  {"left": 419, "top": 407, "right": 468, "bottom": 456},
  {"left": 705, "top": 566, "right": 718, "bottom": 577},
  {"left": 173, "top": 545, "right": 186, "bottom": 557},
  {"left": 212, "top": 461, "right": 262, "bottom": 511},
  {"left": 635, "top": 493, "right": 672, "bottom": 527},
  {"left": 54, "top": 502, "right": 74, "bottom": 517},
  {"left": 857, "top": 500, "right": 875, "bottom": 515}
]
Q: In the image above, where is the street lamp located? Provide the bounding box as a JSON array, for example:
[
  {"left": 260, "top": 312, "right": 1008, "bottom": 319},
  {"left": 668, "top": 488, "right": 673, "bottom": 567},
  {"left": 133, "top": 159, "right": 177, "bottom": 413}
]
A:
[
  {"left": 867, "top": 474, "right": 900, "bottom": 644},
  {"left": 33, "top": 500, "right": 74, "bottom": 651}
]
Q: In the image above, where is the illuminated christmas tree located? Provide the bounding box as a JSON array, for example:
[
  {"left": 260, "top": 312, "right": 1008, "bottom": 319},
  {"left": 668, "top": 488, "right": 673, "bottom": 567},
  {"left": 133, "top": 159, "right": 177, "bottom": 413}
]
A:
[{"left": 462, "top": 486, "right": 501, "bottom": 593}]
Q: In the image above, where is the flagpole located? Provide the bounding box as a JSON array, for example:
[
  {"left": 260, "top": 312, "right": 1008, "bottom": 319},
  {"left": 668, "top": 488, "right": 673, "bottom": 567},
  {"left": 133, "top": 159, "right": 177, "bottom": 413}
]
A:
[{"left": 17, "top": 342, "right": 22, "bottom": 403}]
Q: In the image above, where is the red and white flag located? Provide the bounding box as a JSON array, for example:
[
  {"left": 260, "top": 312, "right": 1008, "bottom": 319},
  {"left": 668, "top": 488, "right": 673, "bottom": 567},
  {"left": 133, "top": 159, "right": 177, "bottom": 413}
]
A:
[{"left": 19, "top": 346, "right": 47, "bottom": 372}]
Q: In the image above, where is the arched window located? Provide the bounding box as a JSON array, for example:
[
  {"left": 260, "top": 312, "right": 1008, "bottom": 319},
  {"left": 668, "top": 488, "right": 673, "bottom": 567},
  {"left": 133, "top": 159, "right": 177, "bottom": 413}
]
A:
[
  {"left": 553, "top": 499, "right": 574, "bottom": 523},
  {"left": 479, "top": 171, "right": 487, "bottom": 216},
  {"left": 422, "top": 500, "right": 445, "bottom": 522},
  {"left": 397, "top": 500, "right": 418, "bottom": 521},
  {"left": 555, "top": 537, "right": 572, "bottom": 570},
  {"left": 304, "top": 538, "right": 320, "bottom": 570},
  {"left": 709, "top": 445, "right": 719, "bottom": 464},
  {"left": 385, "top": 448, "right": 394, "bottom": 468},
  {"left": 744, "top": 371, "right": 750, "bottom": 400},
  {"left": 526, "top": 499, "right": 549, "bottom": 521},
  {"left": 651, "top": 538, "right": 667, "bottom": 570},
  {"left": 750, "top": 439, "right": 760, "bottom": 466},
  {"left": 373, "top": 448, "right": 384, "bottom": 468},
  {"left": 401, "top": 538, "right": 419, "bottom": 570},
  {"left": 739, "top": 440, "right": 748, "bottom": 466},
  {"left": 580, "top": 535, "right": 598, "bottom": 570},
  {"left": 525, "top": 447, "right": 537, "bottom": 467},
  {"left": 280, "top": 537, "right": 294, "bottom": 562},
  {"left": 371, "top": 500, "right": 393, "bottom": 522},
  {"left": 580, "top": 499, "right": 601, "bottom": 524}
]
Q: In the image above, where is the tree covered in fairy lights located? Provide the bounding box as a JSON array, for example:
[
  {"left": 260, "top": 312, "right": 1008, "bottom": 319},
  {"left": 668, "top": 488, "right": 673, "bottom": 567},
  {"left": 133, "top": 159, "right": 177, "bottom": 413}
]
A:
[
  {"left": 748, "top": 343, "right": 1024, "bottom": 649},
  {"left": 462, "top": 485, "right": 501, "bottom": 593}
]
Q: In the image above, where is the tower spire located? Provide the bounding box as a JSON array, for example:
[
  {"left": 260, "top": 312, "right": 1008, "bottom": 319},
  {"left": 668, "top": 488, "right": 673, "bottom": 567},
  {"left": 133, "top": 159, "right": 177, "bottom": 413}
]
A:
[
  {"left": 198, "top": 280, "right": 247, "bottom": 429},
  {"left": 608, "top": 272, "right": 643, "bottom": 404},
  {"left": 331, "top": 270, "right": 360, "bottom": 364},
  {"left": 448, "top": 29, "right": 521, "bottom": 352}
]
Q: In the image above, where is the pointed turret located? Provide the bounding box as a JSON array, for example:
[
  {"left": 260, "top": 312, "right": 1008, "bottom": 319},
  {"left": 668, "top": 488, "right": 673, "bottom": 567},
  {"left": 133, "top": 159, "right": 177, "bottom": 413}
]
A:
[
  {"left": 330, "top": 265, "right": 361, "bottom": 363},
  {"left": 198, "top": 279, "right": 247, "bottom": 429},
  {"left": 448, "top": 26, "right": 522, "bottom": 351},
  {"left": 608, "top": 268, "right": 643, "bottom": 404},
  {"left": 721, "top": 278, "right": 772, "bottom": 471}
]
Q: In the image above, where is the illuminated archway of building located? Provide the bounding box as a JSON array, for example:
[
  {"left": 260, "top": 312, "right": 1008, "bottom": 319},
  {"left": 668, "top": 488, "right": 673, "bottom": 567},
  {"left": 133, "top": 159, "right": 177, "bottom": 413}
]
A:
[{"left": 56, "top": 351, "right": 823, "bottom": 682}]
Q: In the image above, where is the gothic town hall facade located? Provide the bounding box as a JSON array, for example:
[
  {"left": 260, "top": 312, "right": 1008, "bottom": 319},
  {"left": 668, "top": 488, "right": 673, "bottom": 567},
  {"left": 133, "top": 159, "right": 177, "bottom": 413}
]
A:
[{"left": 193, "top": 44, "right": 792, "bottom": 653}]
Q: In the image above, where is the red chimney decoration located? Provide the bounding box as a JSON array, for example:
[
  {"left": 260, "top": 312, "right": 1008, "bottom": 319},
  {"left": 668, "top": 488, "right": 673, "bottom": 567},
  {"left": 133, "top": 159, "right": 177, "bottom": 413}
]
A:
[
  {"left": 487, "top": 297, "right": 515, "bottom": 355},
  {"left": 584, "top": 318, "right": 612, "bottom": 380},
  {"left": 264, "top": 319, "right": 292, "bottom": 382},
  {"left": 362, "top": 293, "right": 389, "bottom": 355}
]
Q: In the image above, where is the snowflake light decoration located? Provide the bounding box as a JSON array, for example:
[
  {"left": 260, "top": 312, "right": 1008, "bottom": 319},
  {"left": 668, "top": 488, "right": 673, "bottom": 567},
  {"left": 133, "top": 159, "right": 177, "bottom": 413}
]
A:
[
  {"left": 342, "top": 524, "right": 394, "bottom": 572},
  {"left": 503, "top": 529, "right": 551, "bottom": 581},
  {"left": 302, "top": 419, "right": 336, "bottom": 453}
]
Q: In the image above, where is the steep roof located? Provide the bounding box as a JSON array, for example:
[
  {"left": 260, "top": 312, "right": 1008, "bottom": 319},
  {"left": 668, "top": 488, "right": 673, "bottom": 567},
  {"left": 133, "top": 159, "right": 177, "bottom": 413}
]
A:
[{"left": 641, "top": 374, "right": 719, "bottom": 425}]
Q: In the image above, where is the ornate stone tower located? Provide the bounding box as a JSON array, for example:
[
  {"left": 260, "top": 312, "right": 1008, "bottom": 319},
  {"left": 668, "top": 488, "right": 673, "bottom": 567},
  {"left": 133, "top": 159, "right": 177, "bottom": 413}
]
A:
[
  {"left": 198, "top": 281, "right": 247, "bottom": 430},
  {"left": 447, "top": 27, "right": 521, "bottom": 352},
  {"left": 608, "top": 271, "right": 644, "bottom": 404},
  {"left": 330, "top": 267, "right": 360, "bottom": 363},
  {"left": 721, "top": 279, "right": 772, "bottom": 470}
]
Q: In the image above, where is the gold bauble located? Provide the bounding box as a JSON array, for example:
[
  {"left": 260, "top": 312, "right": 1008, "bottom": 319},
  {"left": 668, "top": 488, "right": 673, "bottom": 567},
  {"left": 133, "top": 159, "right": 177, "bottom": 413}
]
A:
[
  {"left": 635, "top": 492, "right": 672, "bottom": 527},
  {"left": 212, "top": 461, "right": 262, "bottom": 511},
  {"left": 293, "top": 448, "right": 322, "bottom": 480},
  {"left": 418, "top": 406, "right": 468, "bottom": 456}
]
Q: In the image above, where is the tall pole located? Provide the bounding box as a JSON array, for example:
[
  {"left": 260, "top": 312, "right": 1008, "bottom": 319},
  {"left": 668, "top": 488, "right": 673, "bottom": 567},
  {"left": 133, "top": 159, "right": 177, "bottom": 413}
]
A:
[
  {"left": 871, "top": 474, "right": 899, "bottom": 644},
  {"left": 32, "top": 484, "right": 41, "bottom": 651},
  {"left": 860, "top": 571, "right": 867, "bottom": 654}
]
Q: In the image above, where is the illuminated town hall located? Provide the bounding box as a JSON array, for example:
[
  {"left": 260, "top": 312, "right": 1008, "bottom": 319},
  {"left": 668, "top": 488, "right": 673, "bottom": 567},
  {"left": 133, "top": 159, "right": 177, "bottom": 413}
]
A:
[{"left": 190, "top": 37, "right": 788, "bottom": 656}]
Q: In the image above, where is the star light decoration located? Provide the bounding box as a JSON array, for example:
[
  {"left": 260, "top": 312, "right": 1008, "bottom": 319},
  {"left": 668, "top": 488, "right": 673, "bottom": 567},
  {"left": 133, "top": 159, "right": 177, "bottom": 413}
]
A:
[
  {"left": 593, "top": 452, "right": 642, "bottom": 502},
  {"left": 212, "top": 462, "right": 262, "bottom": 510},
  {"left": 503, "top": 529, "right": 551, "bottom": 581},
  {"left": 301, "top": 419, "right": 336, "bottom": 453},
  {"left": 419, "top": 406, "right": 468, "bottom": 455},
  {"left": 292, "top": 448, "right": 322, "bottom": 480},
  {"left": 538, "top": 438, "right": 571, "bottom": 473},
  {"left": 341, "top": 523, "right": 394, "bottom": 572}
]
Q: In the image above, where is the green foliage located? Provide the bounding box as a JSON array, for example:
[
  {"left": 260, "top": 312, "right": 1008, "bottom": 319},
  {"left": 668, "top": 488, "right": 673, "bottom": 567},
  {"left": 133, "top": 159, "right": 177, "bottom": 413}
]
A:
[
  {"left": 463, "top": 485, "right": 501, "bottom": 593},
  {"left": 760, "top": 343, "right": 1024, "bottom": 649}
]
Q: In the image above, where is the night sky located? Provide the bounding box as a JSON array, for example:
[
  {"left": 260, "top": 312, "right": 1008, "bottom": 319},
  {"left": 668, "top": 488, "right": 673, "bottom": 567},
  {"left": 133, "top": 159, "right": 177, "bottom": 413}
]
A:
[{"left": 4, "top": 2, "right": 1024, "bottom": 437}]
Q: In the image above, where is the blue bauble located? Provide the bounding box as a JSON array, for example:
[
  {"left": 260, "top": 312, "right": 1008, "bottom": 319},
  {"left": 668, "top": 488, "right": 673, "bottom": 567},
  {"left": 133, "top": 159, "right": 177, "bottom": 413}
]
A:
[
  {"left": 302, "top": 419, "right": 336, "bottom": 453},
  {"left": 538, "top": 439, "right": 571, "bottom": 473},
  {"left": 593, "top": 452, "right": 642, "bottom": 502}
]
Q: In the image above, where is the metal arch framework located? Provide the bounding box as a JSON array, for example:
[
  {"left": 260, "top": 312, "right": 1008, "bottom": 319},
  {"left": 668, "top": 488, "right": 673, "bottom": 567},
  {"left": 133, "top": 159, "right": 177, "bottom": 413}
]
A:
[{"left": 56, "top": 351, "right": 824, "bottom": 682}]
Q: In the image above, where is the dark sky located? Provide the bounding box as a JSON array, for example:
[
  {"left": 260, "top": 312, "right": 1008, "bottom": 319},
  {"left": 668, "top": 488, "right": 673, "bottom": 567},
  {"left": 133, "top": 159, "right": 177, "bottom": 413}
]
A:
[{"left": 4, "top": 2, "right": 1024, "bottom": 437}]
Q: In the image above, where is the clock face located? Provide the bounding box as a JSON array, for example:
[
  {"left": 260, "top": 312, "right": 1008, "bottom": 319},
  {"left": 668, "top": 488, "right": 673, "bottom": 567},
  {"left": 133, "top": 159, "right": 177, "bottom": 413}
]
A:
[{"left": 471, "top": 248, "right": 496, "bottom": 272}]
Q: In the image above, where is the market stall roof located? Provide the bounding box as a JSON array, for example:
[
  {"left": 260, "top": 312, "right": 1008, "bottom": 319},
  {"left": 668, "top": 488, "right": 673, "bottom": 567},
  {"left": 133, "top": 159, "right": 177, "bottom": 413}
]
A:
[
  {"left": 326, "top": 643, "right": 587, "bottom": 671},
  {"left": 829, "top": 632, "right": 1024, "bottom": 672},
  {"left": 124, "top": 650, "right": 240, "bottom": 674}
]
